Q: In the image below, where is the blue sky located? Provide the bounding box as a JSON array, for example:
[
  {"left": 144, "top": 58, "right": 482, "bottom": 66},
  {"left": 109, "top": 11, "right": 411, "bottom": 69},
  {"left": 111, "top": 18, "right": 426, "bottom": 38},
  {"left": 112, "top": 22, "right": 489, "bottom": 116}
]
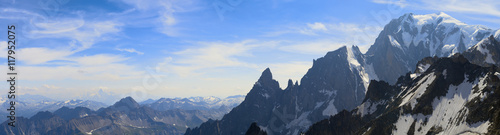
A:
[{"left": 1, "top": 0, "right": 499, "bottom": 101}]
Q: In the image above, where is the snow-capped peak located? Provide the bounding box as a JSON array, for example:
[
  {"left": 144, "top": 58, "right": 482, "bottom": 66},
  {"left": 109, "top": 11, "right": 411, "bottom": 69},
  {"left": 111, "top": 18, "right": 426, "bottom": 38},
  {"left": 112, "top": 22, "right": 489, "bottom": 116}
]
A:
[
  {"left": 376, "top": 12, "right": 496, "bottom": 57},
  {"left": 412, "top": 12, "right": 465, "bottom": 26}
]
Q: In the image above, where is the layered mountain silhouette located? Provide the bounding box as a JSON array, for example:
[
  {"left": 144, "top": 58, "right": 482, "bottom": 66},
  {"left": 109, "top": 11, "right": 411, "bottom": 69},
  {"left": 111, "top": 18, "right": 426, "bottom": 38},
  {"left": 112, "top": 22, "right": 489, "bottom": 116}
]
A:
[
  {"left": 0, "top": 94, "right": 107, "bottom": 123},
  {"left": 0, "top": 97, "right": 234, "bottom": 135}
]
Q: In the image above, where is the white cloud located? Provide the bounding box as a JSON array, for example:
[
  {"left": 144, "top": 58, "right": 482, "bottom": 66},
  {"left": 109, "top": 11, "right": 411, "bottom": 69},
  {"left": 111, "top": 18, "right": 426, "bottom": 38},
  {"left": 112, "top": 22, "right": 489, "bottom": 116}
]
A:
[
  {"left": 42, "top": 84, "right": 60, "bottom": 89},
  {"left": 18, "top": 47, "right": 73, "bottom": 65},
  {"left": 372, "top": 0, "right": 500, "bottom": 19},
  {"left": 307, "top": 22, "right": 328, "bottom": 31},
  {"left": 160, "top": 40, "right": 263, "bottom": 77},
  {"left": 371, "top": 0, "right": 408, "bottom": 8},
  {"left": 265, "top": 22, "right": 382, "bottom": 45},
  {"left": 116, "top": 48, "right": 144, "bottom": 55},
  {"left": 266, "top": 61, "right": 312, "bottom": 88},
  {"left": 75, "top": 54, "right": 129, "bottom": 66},
  {"left": 116, "top": 0, "right": 200, "bottom": 37},
  {"left": 279, "top": 40, "right": 346, "bottom": 55},
  {"left": 0, "top": 41, "right": 8, "bottom": 58},
  {"left": 29, "top": 19, "right": 123, "bottom": 51},
  {"left": 415, "top": 0, "right": 500, "bottom": 18},
  {"left": 0, "top": 8, "right": 44, "bottom": 20},
  {"left": 18, "top": 63, "right": 142, "bottom": 81},
  {"left": 7, "top": 42, "right": 142, "bottom": 82}
]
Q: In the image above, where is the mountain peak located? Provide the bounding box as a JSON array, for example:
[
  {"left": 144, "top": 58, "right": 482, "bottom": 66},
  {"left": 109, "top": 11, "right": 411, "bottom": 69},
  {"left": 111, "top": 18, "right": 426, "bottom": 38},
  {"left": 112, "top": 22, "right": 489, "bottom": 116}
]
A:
[
  {"left": 437, "top": 12, "right": 450, "bottom": 17},
  {"left": 285, "top": 79, "right": 294, "bottom": 90},
  {"left": 112, "top": 96, "right": 140, "bottom": 110},
  {"left": 258, "top": 68, "right": 273, "bottom": 82},
  {"left": 30, "top": 111, "right": 55, "bottom": 120}
]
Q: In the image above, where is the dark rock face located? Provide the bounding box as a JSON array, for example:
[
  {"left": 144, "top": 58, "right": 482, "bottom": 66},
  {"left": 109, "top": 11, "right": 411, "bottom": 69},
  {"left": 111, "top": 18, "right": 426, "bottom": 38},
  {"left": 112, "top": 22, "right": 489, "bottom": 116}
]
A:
[
  {"left": 245, "top": 122, "right": 268, "bottom": 135},
  {"left": 53, "top": 106, "right": 95, "bottom": 120},
  {"left": 0, "top": 97, "right": 229, "bottom": 135},
  {"left": 464, "top": 36, "right": 500, "bottom": 67},
  {"left": 305, "top": 55, "right": 500, "bottom": 135}
]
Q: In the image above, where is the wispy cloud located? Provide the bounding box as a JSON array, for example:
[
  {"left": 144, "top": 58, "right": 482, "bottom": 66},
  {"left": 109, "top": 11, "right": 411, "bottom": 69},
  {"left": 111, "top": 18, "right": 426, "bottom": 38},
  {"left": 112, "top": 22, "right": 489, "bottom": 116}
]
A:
[
  {"left": 116, "top": 0, "right": 200, "bottom": 36},
  {"left": 371, "top": 0, "right": 408, "bottom": 8},
  {"left": 159, "top": 40, "right": 265, "bottom": 77},
  {"left": 28, "top": 19, "right": 123, "bottom": 51},
  {"left": 14, "top": 18, "right": 124, "bottom": 65},
  {"left": 415, "top": 0, "right": 500, "bottom": 18},
  {"left": 116, "top": 48, "right": 144, "bottom": 55},
  {"left": 371, "top": 0, "right": 500, "bottom": 19},
  {"left": 265, "top": 22, "right": 382, "bottom": 39},
  {"left": 266, "top": 61, "right": 311, "bottom": 87},
  {"left": 18, "top": 47, "right": 73, "bottom": 65},
  {"left": 265, "top": 22, "right": 382, "bottom": 53},
  {"left": 18, "top": 60, "right": 142, "bottom": 81},
  {"left": 279, "top": 40, "right": 347, "bottom": 55},
  {"left": 0, "top": 8, "right": 44, "bottom": 20},
  {"left": 307, "top": 22, "right": 327, "bottom": 31}
]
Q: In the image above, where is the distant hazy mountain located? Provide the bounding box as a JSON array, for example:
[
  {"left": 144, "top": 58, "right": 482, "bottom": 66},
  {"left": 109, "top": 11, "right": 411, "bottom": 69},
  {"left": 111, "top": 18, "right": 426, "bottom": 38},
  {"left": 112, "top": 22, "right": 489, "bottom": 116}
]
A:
[
  {"left": 78, "top": 89, "right": 123, "bottom": 105},
  {"left": 0, "top": 97, "right": 233, "bottom": 135},
  {"left": 305, "top": 55, "right": 500, "bottom": 134},
  {"left": 0, "top": 94, "right": 107, "bottom": 123},
  {"left": 144, "top": 95, "right": 245, "bottom": 111}
]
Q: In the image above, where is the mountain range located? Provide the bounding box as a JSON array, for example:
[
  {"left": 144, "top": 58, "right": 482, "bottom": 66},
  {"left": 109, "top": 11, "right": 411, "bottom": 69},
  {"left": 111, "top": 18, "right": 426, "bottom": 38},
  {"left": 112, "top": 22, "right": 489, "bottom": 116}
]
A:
[
  {"left": 144, "top": 95, "right": 245, "bottom": 111},
  {"left": 0, "top": 94, "right": 107, "bottom": 123},
  {"left": 0, "top": 94, "right": 244, "bottom": 134},
  {"left": 186, "top": 12, "right": 500, "bottom": 135},
  {"left": 0, "top": 96, "right": 242, "bottom": 134}
]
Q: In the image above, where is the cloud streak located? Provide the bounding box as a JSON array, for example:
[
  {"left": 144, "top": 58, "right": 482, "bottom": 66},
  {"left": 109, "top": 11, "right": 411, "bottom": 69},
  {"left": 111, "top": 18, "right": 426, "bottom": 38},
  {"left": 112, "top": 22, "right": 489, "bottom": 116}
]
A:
[
  {"left": 116, "top": 48, "right": 144, "bottom": 55},
  {"left": 416, "top": 0, "right": 500, "bottom": 18},
  {"left": 160, "top": 40, "right": 263, "bottom": 77}
]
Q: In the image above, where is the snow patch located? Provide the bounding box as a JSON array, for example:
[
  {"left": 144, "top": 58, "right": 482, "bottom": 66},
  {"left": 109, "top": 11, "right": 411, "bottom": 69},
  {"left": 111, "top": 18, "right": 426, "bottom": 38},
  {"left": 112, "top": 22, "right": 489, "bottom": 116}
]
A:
[
  {"left": 417, "top": 64, "right": 431, "bottom": 73},
  {"left": 315, "top": 101, "right": 325, "bottom": 109},
  {"left": 442, "top": 69, "right": 447, "bottom": 79},
  {"left": 261, "top": 93, "right": 270, "bottom": 99},
  {"left": 441, "top": 44, "right": 455, "bottom": 54},
  {"left": 357, "top": 100, "right": 385, "bottom": 117},
  {"left": 362, "top": 63, "right": 379, "bottom": 92},
  {"left": 388, "top": 35, "right": 403, "bottom": 50},
  {"left": 346, "top": 46, "right": 361, "bottom": 67},
  {"left": 407, "top": 75, "right": 490, "bottom": 134},
  {"left": 402, "top": 32, "right": 413, "bottom": 47},
  {"left": 319, "top": 89, "right": 334, "bottom": 97},
  {"left": 392, "top": 114, "right": 414, "bottom": 135},
  {"left": 322, "top": 99, "right": 338, "bottom": 116},
  {"left": 399, "top": 73, "right": 437, "bottom": 108},
  {"left": 345, "top": 46, "right": 379, "bottom": 93}
]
